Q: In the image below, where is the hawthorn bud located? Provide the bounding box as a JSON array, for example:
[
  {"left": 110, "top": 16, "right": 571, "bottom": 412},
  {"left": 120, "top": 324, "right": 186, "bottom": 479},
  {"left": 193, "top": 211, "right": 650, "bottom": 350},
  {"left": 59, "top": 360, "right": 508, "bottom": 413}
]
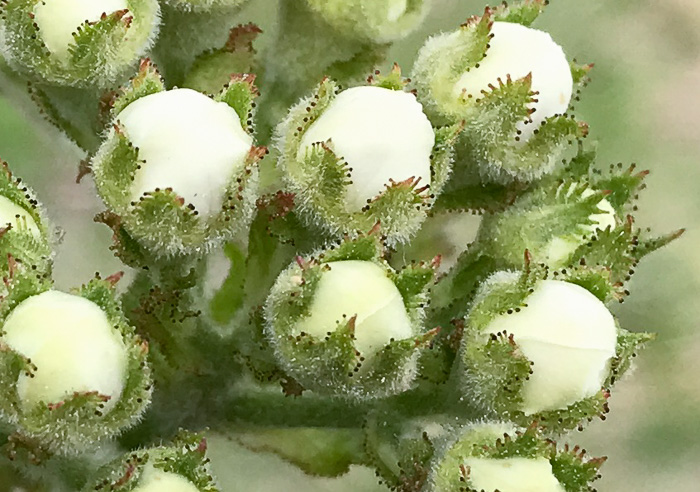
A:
[
  {"left": 303, "top": 0, "right": 430, "bottom": 42},
  {"left": 459, "top": 271, "right": 650, "bottom": 431},
  {"left": 0, "top": 280, "right": 151, "bottom": 454},
  {"left": 0, "top": 0, "right": 160, "bottom": 87},
  {"left": 265, "top": 235, "right": 435, "bottom": 398},
  {"left": 427, "top": 422, "right": 605, "bottom": 492},
  {"left": 276, "top": 77, "right": 459, "bottom": 245},
  {"left": 412, "top": 10, "right": 586, "bottom": 183},
  {"left": 92, "top": 67, "right": 262, "bottom": 260},
  {"left": 83, "top": 431, "right": 218, "bottom": 491}
]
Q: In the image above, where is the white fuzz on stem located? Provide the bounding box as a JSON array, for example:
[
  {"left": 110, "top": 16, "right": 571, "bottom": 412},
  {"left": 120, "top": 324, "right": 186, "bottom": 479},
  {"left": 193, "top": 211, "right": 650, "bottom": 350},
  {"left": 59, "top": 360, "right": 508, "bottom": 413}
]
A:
[
  {"left": 117, "top": 88, "right": 253, "bottom": 217},
  {"left": 295, "top": 260, "right": 413, "bottom": 358},
  {"left": 131, "top": 465, "right": 200, "bottom": 492},
  {"left": 464, "top": 457, "right": 565, "bottom": 492},
  {"left": 453, "top": 21, "right": 573, "bottom": 142},
  {"left": 484, "top": 280, "right": 617, "bottom": 415},
  {"left": 0, "top": 195, "right": 40, "bottom": 236},
  {"left": 2, "top": 290, "right": 128, "bottom": 412},
  {"left": 298, "top": 86, "right": 435, "bottom": 211},
  {"left": 34, "top": 0, "right": 131, "bottom": 59}
]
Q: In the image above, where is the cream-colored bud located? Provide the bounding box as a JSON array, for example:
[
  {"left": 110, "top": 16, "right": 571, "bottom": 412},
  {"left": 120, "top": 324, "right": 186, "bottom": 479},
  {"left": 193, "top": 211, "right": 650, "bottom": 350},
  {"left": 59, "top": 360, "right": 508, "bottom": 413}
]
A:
[
  {"left": 0, "top": 195, "right": 40, "bottom": 236},
  {"left": 484, "top": 280, "right": 617, "bottom": 415},
  {"left": 2, "top": 290, "right": 128, "bottom": 412},
  {"left": 298, "top": 86, "right": 435, "bottom": 211},
  {"left": 117, "top": 88, "right": 253, "bottom": 218},
  {"left": 453, "top": 21, "right": 573, "bottom": 142},
  {"left": 464, "top": 457, "right": 565, "bottom": 492},
  {"left": 131, "top": 465, "right": 200, "bottom": 492},
  {"left": 295, "top": 260, "right": 413, "bottom": 358}
]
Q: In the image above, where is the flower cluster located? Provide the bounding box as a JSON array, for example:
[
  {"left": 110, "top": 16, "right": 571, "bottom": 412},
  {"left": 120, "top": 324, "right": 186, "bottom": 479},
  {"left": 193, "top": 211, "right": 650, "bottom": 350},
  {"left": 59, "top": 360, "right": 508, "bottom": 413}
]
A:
[{"left": 0, "top": 0, "right": 681, "bottom": 490}]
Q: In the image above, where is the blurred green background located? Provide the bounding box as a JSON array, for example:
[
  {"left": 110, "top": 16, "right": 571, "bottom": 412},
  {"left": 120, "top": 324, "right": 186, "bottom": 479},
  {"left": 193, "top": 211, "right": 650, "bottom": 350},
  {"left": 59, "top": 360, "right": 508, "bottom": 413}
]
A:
[{"left": 1, "top": 0, "right": 698, "bottom": 490}]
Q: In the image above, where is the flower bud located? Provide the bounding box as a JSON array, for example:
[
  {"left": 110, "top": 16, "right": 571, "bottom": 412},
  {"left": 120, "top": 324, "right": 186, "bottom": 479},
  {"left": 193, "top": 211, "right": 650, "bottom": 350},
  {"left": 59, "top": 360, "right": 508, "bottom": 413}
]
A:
[
  {"left": 276, "top": 77, "right": 459, "bottom": 245},
  {"left": 459, "top": 270, "right": 650, "bottom": 431},
  {"left": 477, "top": 182, "right": 617, "bottom": 269},
  {"left": 92, "top": 67, "right": 262, "bottom": 260},
  {"left": 412, "top": 10, "right": 586, "bottom": 184},
  {"left": 0, "top": 279, "right": 151, "bottom": 454},
  {"left": 265, "top": 235, "right": 436, "bottom": 398},
  {"left": 303, "top": 0, "right": 430, "bottom": 42},
  {"left": 0, "top": 0, "right": 160, "bottom": 87},
  {"left": 0, "top": 159, "right": 52, "bottom": 284},
  {"left": 428, "top": 422, "right": 605, "bottom": 492},
  {"left": 83, "top": 431, "right": 218, "bottom": 491}
]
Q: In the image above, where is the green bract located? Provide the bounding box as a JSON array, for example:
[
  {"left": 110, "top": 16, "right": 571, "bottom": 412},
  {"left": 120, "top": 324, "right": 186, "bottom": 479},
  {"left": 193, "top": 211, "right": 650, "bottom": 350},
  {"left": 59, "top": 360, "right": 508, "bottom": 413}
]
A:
[
  {"left": 91, "top": 61, "right": 262, "bottom": 261},
  {"left": 0, "top": 278, "right": 151, "bottom": 455},
  {"left": 458, "top": 269, "right": 652, "bottom": 432},
  {"left": 275, "top": 75, "right": 459, "bottom": 245},
  {"left": 0, "top": 0, "right": 160, "bottom": 87},
  {"left": 83, "top": 431, "right": 218, "bottom": 491},
  {"left": 264, "top": 235, "right": 437, "bottom": 398}
]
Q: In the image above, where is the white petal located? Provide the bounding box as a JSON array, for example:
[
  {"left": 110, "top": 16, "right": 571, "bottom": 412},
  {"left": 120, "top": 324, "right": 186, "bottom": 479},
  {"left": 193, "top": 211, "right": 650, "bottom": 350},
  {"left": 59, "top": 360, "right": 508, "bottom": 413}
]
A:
[
  {"left": 387, "top": 0, "right": 408, "bottom": 22},
  {"left": 464, "top": 457, "right": 565, "bottom": 492},
  {"left": 298, "top": 86, "right": 435, "bottom": 211},
  {"left": 0, "top": 195, "right": 40, "bottom": 236},
  {"left": 295, "top": 260, "right": 413, "bottom": 358},
  {"left": 118, "top": 88, "right": 253, "bottom": 218},
  {"left": 453, "top": 21, "right": 573, "bottom": 142},
  {"left": 132, "top": 465, "right": 200, "bottom": 492},
  {"left": 34, "top": 0, "right": 130, "bottom": 59},
  {"left": 484, "top": 280, "right": 617, "bottom": 414},
  {"left": 2, "top": 291, "right": 128, "bottom": 412}
]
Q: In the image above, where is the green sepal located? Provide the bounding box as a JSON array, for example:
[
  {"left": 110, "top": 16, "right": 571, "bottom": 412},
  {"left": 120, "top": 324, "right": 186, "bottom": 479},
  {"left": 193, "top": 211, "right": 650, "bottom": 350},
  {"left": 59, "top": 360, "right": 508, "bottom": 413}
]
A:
[
  {"left": 215, "top": 73, "right": 259, "bottom": 134},
  {"left": 570, "top": 60, "right": 594, "bottom": 93},
  {"left": 363, "top": 412, "right": 442, "bottom": 490},
  {"left": 184, "top": 23, "right": 263, "bottom": 95},
  {"left": 277, "top": 78, "right": 457, "bottom": 245},
  {"left": 0, "top": 277, "right": 152, "bottom": 456},
  {"left": 527, "top": 390, "right": 609, "bottom": 435},
  {"left": 0, "top": 342, "right": 35, "bottom": 424},
  {"left": 0, "top": 0, "right": 160, "bottom": 88},
  {"left": 236, "top": 427, "right": 366, "bottom": 477},
  {"left": 492, "top": 0, "right": 549, "bottom": 27},
  {"left": 110, "top": 58, "right": 166, "bottom": 117},
  {"left": 411, "top": 9, "right": 492, "bottom": 124},
  {"left": 475, "top": 183, "right": 614, "bottom": 267},
  {"left": 550, "top": 444, "right": 607, "bottom": 492},
  {"left": 83, "top": 430, "right": 219, "bottom": 491},
  {"left": 0, "top": 255, "right": 53, "bottom": 321},
  {"left": 368, "top": 63, "right": 409, "bottom": 91},
  {"left": 606, "top": 327, "right": 655, "bottom": 387}
]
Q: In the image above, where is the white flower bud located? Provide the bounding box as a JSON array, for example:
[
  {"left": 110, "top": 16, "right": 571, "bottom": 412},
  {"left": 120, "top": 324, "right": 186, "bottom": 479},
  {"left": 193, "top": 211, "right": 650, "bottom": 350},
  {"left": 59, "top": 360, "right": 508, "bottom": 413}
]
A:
[
  {"left": 484, "top": 280, "right": 617, "bottom": 415},
  {"left": 2, "top": 290, "right": 128, "bottom": 412},
  {"left": 453, "top": 21, "right": 573, "bottom": 142},
  {"left": 117, "top": 88, "right": 253, "bottom": 218},
  {"left": 34, "top": 0, "right": 130, "bottom": 59},
  {"left": 545, "top": 188, "right": 617, "bottom": 265},
  {"left": 464, "top": 457, "right": 565, "bottom": 492},
  {"left": 131, "top": 464, "right": 199, "bottom": 492},
  {"left": 297, "top": 86, "right": 435, "bottom": 211},
  {"left": 295, "top": 260, "right": 412, "bottom": 358},
  {"left": 0, "top": 195, "right": 40, "bottom": 236}
]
